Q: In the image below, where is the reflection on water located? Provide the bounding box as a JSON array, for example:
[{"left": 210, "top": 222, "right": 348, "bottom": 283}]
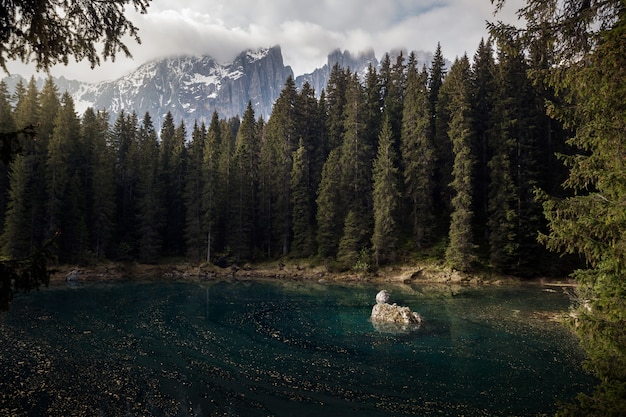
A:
[{"left": 0, "top": 280, "right": 595, "bottom": 416}]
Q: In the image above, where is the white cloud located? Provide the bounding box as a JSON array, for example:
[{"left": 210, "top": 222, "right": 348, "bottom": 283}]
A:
[{"left": 3, "top": 0, "right": 527, "bottom": 83}]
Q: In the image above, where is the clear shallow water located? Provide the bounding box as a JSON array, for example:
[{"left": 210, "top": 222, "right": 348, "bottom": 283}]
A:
[{"left": 0, "top": 279, "right": 594, "bottom": 416}]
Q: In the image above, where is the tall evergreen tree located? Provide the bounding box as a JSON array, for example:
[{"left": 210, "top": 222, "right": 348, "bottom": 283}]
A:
[
  {"left": 260, "top": 76, "right": 298, "bottom": 256},
  {"left": 491, "top": 1, "right": 626, "bottom": 413},
  {"left": 470, "top": 39, "right": 496, "bottom": 251},
  {"left": 431, "top": 44, "right": 454, "bottom": 232},
  {"left": 381, "top": 51, "right": 406, "bottom": 143},
  {"left": 325, "top": 64, "right": 348, "bottom": 152},
  {"left": 1, "top": 78, "right": 42, "bottom": 258},
  {"left": 0, "top": 80, "right": 15, "bottom": 238},
  {"left": 184, "top": 121, "right": 207, "bottom": 261},
  {"left": 372, "top": 116, "right": 400, "bottom": 266},
  {"left": 401, "top": 55, "right": 436, "bottom": 247},
  {"left": 202, "top": 111, "right": 222, "bottom": 263},
  {"left": 336, "top": 73, "right": 373, "bottom": 268},
  {"left": 229, "top": 102, "right": 259, "bottom": 262},
  {"left": 444, "top": 56, "right": 477, "bottom": 271},
  {"left": 47, "top": 92, "right": 86, "bottom": 261},
  {"left": 488, "top": 38, "right": 543, "bottom": 275},
  {"left": 159, "top": 113, "right": 187, "bottom": 256},
  {"left": 363, "top": 64, "right": 383, "bottom": 153},
  {"left": 316, "top": 148, "right": 343, "bottom": 259},
  {"left": 82, "top": 108, "right": 115, "bottom": 260},
  {"left": 290, "top": 140, "right": 315, "bottom": 258},
  {"left": 112, "top": 110, "right": 139, "bottom": 258},
  {"left": 136, "top": 112, "right": 163, "bottom": 262}
]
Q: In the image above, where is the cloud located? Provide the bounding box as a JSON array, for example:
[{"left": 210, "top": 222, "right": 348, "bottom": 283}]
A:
[{"left": 3, "top": 0, "right": 527, "bottom": 83}]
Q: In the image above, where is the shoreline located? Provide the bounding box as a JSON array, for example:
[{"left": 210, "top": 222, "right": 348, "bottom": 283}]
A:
[{"left": 50, "top": 260, "right": 577, "bottom": 288}]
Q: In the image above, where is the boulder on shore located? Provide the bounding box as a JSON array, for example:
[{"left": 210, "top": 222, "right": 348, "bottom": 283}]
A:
[{"left": 371, "top": 290, "right": 422, "bottom": 330}]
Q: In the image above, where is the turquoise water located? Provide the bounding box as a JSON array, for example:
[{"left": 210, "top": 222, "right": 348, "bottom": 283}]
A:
[{"left": 0, "top": 279, "right": 594, "bottom": 416}]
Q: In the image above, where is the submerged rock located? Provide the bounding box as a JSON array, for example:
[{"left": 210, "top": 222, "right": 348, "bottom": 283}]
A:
[{"left": 371, "top": 290, "right": 422, "bottom": 331}]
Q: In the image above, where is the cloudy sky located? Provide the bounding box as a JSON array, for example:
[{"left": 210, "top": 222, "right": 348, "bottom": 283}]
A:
[{"left": 5, "top": 0, "right": 525, "bottom": 83}]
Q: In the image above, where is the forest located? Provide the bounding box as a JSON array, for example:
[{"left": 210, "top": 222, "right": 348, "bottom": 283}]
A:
[{"left": 0, "top": 39, "right": 576, "bottom": 277}]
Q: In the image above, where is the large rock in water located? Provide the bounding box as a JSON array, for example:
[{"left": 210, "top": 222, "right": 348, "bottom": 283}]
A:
[{"left": 371, "top": 290, "right": 422, "bottom": 332}]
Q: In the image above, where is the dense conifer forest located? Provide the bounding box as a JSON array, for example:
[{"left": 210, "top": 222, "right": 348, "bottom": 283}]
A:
[{"left": 0, "top": 40, "right": 577, "bottom": 277}]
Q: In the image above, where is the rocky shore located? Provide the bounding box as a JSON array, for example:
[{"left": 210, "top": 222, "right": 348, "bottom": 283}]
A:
[{"left": 50, "top": 260, "right": 576, "bottom": 287}]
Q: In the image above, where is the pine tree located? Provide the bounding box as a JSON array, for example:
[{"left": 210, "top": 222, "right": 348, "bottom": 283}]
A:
[
  {"left": 260, "top": 76, "right": 298, "bottom": 256},
  {"left": 184, "top": 121, "right": 207, "bottom": 261},
  {"left": 431, "top": 44, "right": 454, "bottom": 232},
  {"left": 363, "top": 64, "right": 382, "bottom": 153},
  {"left": 336, "top": 210, "right": 362, "bottom": 270},
  {"left": 229, "top": 102, "right": 259, "bottom": 262},
  {"left": 0, "top": 80, "right": 15, "bottom": 238},
  {"left": 82, "top": 108, "right": 115, "bottom": 260},
  {"left": 325, "top": 64, "right": 348, "bottom": 152},
  {"left": 215, "top": 119, "right": 236, "bottom": 256},
  {"left": 470, "top": 39, "right": 496, "bottom": 251},
  {"left": 290, "top": 140, "right": 315, "bottom": 258},
  {"left": 444, "top": 56, "right": 477, "bottom": 271},
  {"left": 372, "top": 116, "right": 400, "bottom": 266},
  {"left": 112, "top": 110, "right": 139, "bottom": 258},
  {"left": 2, "top": 77, "right": 48, "bottom": 256},
  {"left": 202, "top": 111, "right": 221, "bottom": 263},
  {"left": 38, "top": 77, "right": 61, "bottom": 149},
  {"left": 159, "top": 113, "right": 187, "bottom": 256},
  {"left": 47, "top": 92, "right": 86, "bottom": 261},
  {"left": 401, "top": 54, "right": 435, "bottom": 247},
  {"left": 336, "top": 73, "right": 373, "bottom": 267},
  {"left": 488, "top": 38, "right": 542, "bottom": 274},
  {"left": 382, "top": 51, "right": 406, "bottom": 142},
  {"left": 491, "top": 1, "right": 626, "bottom": 413},
  {"left": 429, "top": 43, "right": 447, "bottom": 137},
  {"left": 316, "top": 148, "right": 343, "bottom": 259},
  {"left": 136, "top": 112, "right": 163, "bottom": 263}
]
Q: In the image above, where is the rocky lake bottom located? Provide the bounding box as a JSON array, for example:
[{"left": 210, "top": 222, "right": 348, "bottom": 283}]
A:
[{"left": 0, "top": 279, "right": 595, "bottom": 416}]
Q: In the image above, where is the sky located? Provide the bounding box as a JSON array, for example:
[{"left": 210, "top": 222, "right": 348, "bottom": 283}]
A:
[{"left": 4, "top": 0, "right": 525, "bottom": 84}]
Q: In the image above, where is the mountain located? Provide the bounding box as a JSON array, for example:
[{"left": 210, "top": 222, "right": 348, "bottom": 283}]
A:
[
  {"left": 295, "top": 48, "right": 440, "bottom": 96},
  {"left": 4, "top": 46, "right": 293, "bottom": 133},
  {"left": 2, "top": 46, "right": 445, "bottom": 134}
]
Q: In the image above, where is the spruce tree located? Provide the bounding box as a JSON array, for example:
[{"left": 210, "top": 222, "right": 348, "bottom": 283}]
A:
[
  {"left": 491, "top": 1, "right": 626, "bottom": 413},
  {"left": 82, "top": 108, "right": 115, "bottom": 260},
  {"left": 325, "top": 64, "right": 348, "bottom": 152},
  {"left": 372, "top": 116, "right": 400, "bottom": 266},
  {"left": 3, "top": 77, "right": 48, "bottom": 255},
  {"left": 470, "top": 39, "right": 496, "bottom": 251},
  {"left": 229, "top": 102, "right": 259, "bottom": 262},
  {"left": 112, "top": 110, "right": 139, "bottom": 258},
  {"left": 136, "top": 112, "right": 163, "bottom": 262},
  {"left": 290, "top": 140, "right": 315, "bottom": 258},
  {"left": 159, "top": 113, "right": 187, "bottom": 256},
  {"left": 260, "top": 76, "right": 298, "bottom": 256},
  {"left": 316, "top": 148, "right": 343, "bottom": 259},
  {"left": 444, "top": 56, "right": 477, "bottom": 271},
  {"left": 202, "top": 111, "right": 221, "bottom": 263},
  {"left": 488, "top": 38, "right": 542, "bottom": 274},
  {"left": 401, "top": 55, "right": 436, "bottom": 247},
  {"left": 185, "top": 121, "right": 207, "bottom": 261},
  {"left": 0, "top": 80, "right": 15, "bottom": 238},
  {"left": 336, "top": 73, "right": 373, "bottom": 268}
]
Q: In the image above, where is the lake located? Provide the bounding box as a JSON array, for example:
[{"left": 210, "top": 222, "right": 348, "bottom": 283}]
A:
[{"left": 0, "top": 279, "right": 595, "bottom": 416}]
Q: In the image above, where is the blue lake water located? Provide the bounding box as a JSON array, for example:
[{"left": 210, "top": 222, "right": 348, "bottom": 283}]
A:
[{"left": 0, "top": 279, "right": 595, "bottom": 416}]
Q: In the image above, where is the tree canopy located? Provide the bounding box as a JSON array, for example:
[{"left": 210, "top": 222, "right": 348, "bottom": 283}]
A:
[{"left": 0, "top": 0, "right": 151, "bottom": 72}]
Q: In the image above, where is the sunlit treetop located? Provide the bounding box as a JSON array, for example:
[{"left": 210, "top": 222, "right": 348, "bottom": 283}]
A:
[{"left": 0, "top": 0, "right": 151, "bottom": 73}]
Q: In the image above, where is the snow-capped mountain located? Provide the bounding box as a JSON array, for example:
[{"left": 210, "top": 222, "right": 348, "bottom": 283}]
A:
[
  {"left": 77, "top": 45, "right": 293, "bottom": 131},
  {"left": 3, "top": 46, "right": 293, "bottom": 133},
  {"left": 295, "top": 48, "right": 439, "bottom": 97},
  {"left": 2, "top": 45, "right": 443, "bottom": 135}
]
